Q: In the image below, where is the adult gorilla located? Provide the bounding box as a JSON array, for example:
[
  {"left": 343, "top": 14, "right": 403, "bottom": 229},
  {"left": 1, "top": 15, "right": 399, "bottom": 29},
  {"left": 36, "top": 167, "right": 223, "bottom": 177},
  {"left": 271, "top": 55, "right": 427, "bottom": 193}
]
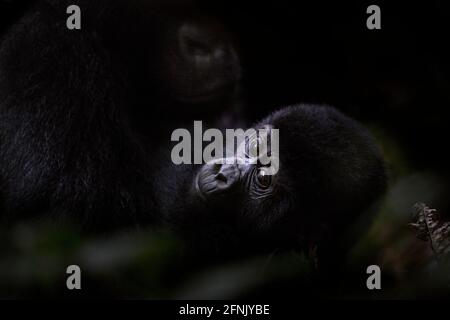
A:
[{"left": 0, "top": 0, "right": 242, "bottom": 229}]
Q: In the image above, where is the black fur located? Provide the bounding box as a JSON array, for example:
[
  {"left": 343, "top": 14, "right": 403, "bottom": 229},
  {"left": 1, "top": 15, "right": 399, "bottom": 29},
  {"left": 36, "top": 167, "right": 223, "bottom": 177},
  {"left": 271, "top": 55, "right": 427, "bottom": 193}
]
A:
[
  {"left": 0, "top": 1, "right": 387, "bottom": 261},
  {"left": 0, "top": 0, "right": 241, "bottom": 230}
]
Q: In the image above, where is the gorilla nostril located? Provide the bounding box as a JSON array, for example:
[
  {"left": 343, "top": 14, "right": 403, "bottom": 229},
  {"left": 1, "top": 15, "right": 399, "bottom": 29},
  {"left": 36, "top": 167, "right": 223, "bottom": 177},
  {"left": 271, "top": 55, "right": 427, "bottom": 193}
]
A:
[
  {"left": 215, "top": 172, "right": 228, "bottom": 183},
  {"left": 211, "top": 163, "right": 222, "bottom": 173}
]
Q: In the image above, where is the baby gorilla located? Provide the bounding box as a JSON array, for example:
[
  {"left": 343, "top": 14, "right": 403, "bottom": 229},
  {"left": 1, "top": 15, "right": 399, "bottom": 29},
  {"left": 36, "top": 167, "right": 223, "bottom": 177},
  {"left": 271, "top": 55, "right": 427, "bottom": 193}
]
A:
[{"left": 158, "top": 104, "right": 387, "bottom": 260}]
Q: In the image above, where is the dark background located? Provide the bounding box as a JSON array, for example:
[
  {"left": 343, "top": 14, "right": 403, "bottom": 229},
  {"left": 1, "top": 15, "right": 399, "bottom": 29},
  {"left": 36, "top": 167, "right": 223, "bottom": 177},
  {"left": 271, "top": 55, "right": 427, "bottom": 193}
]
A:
[
  {"left": 1, "top": 0, "right": 449, "bottom": 298},
  {"left": 2, "top": 0, "right": 449, "bottom": 176}
]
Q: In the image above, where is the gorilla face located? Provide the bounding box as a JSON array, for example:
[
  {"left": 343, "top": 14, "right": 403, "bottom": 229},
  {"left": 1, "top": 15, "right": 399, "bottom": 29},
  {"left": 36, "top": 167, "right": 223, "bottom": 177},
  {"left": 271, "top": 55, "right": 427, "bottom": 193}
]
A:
[
  {"left": 165, "top": 17, "right": 241, "bottom": 103},
  {"left": 102, "top": 4, "right": 242, "bottom": 137},
  {"left": 132, "top": 12, "right": 241, "bottom": 106},
  {"left": 194, "top": 126, "right": 286, "bottom": 232},
  {"left": 191, "top": 105, "right": 387, "bottom": 245}
]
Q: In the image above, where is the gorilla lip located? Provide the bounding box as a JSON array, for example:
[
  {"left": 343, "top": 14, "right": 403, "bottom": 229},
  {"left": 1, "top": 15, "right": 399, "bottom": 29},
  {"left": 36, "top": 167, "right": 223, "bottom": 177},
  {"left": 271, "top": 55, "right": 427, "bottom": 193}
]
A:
[{"left": 175, "top": 82, "right": 236, "bottom": 104}]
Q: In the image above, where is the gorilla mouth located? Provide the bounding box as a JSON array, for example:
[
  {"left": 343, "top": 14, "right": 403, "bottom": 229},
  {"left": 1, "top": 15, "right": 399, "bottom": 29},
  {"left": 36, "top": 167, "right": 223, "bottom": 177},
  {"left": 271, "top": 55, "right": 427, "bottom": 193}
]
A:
[{"left": 176, "top": 81, "right": 236, "bottom": 104}]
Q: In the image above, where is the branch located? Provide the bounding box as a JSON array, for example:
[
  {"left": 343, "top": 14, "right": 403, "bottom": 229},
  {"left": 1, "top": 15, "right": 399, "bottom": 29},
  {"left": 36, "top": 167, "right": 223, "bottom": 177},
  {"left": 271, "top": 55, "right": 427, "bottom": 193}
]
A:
[{"left": 410, "top": 202, "right": 450, "bottom": 262}]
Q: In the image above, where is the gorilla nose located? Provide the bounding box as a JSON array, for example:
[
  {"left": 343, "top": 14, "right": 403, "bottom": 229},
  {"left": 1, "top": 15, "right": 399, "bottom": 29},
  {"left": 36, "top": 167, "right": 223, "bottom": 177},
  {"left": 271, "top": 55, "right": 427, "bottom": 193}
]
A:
[
  {"left": 214, "top": 164, "right": 240, "bottom": 188},
  {"left": 196, "top": 161, "right": 241, "bottom": 199}
]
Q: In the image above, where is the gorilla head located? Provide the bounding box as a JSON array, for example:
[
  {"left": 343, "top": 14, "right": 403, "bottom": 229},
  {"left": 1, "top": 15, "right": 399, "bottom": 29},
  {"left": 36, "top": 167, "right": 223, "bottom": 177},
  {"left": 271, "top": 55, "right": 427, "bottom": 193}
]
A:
[
  {"left": 163, "top": 16, "right": 241, "bottom": 104},
  {"left": 168, "top": 105, "right": 387, "bottom": 255},
  {"left": 103, "top": 2, "right": 242, "bottom": 129}
]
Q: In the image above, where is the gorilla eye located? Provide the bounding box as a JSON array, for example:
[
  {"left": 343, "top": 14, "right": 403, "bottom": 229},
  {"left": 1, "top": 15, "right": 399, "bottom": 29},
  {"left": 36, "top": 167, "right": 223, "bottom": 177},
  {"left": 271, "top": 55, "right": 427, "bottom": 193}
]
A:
[
  {"left": 246, "top": 137, "right": 264, "bottom": 159},
  {"left": 256, "top": 169, "right": 272, "bottom": 189},
  {"left": 248, "top": 139, "right": 259, "bottom": 157}
]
